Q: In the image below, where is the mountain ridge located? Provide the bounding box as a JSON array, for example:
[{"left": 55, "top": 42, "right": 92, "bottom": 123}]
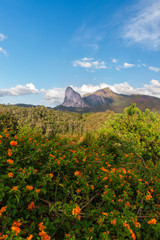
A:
[{"left": 55, "top": 86, "right": 160, "bottom": 113}]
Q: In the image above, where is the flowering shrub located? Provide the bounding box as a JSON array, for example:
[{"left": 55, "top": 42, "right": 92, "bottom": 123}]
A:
[{"left": 0, "top": 105, "right": 160, "bottom": 239}]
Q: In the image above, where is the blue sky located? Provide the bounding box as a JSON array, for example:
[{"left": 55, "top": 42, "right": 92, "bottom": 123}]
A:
[{"left": 1, "top": 0, "right": 160, "bottom": 106}]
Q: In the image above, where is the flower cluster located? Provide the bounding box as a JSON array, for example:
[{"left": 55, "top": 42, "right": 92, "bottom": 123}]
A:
[
  {"left": 11, "top": 220, "right": 21, "bottom": 236},
  {"left": 28, "top": 201, "right": 35, "bottom": 210},
  {"left": 38, "top": 222, "right": 51, "bottom": 240},
  {"left": 123, "top": 221, "right": 136, "bottom": 240},
  {"left": 10, "top": 141, "right": 18, "bottom": 146},
  {"left": 26, "top": 185, "right": 33, "bottom": 190},
  {"left": 0, "top": 206, "right": 7, "bottom": 217},
  {"left": 148, "top": 219, "right": 157, "bottom": 224},
  {"left": 72, "top": 206, "right": 81, "bottom": 216}
]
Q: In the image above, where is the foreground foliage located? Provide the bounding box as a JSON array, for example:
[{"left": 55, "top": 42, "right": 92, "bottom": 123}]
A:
[{"left": 0, "top": 104, "right": 160, "bottom": 239}]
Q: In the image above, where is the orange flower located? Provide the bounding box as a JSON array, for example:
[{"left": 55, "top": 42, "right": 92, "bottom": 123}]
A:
[
  {"left": 25, "top": 234, "right": 33, "bottom": 240},
  {"left": 11, "top": 226, "right": 21, "bottom": 236},
  {"left": 131, "top": 232, "right": 136, "bottom": 240},
  {"left": 72, "top": 206, "right": 81, "bottom": 216},
  {"left": 36, "top": 189, "right": 41, "bottom": 193},
  {"left": 76, "top": 189, "right": 81, "bottom": 193},
  {"left": 0, "top": 206, "right": 7, "bottom": 216},
  {"left": 10, "top": 141, "right": 17, "bottom": 146},
  {"left": 148, "top": 219, "right": 157, "bottom": 224},
  {"left": 12, "top": 220, "right": 21, "bottom": 227},
  {"left": 103, "top": 177, "right": 108, "bottom": 181},
  {"left": 47, "top": 173, "right": 53, "bottom": 178},
  {"left": 0, "top": 234, "right": 8, "bottom": 239},
  {"left": 39, "top": 231, "right": 51, "bottom": 240},
  {"left": 126, "top": 202, "right": 131, "bottom": 208},
  {"left": 102, "top": 212, "right": 108, "bottom": 216},
  {"left": 146, "top": 194, "right": 152, "bottom": 200},
  {"left": 150, "top": 188, "right": 153, "bottom": 193},
  {"left": 74, "top": 171, "right": 80, "bottom": 176},
  {"left": 65, "top": 234, "right": 71, "bottom": 237},
  {"left": 0, "top": 206, "right": 7, "bottom": 213},
  {"left": 134, "top": 220, "right": 141, "bottom": 228},
  {"left": 11, "top": 220, "right": 21, "bottom": 236},
  {"left": 26, "top": 185, "right": 33, "bottom": 190},
  {"left": 91, "top": 185, "right": 94, "bottom": 191},
  {"left": 38, "top": 222, "right": 46, "bottom": 231},
  {"left": 8, "top": 149, "right": 12, "bottom": 156},
  {"left": 8, "top": 173, "right": 13, "bottom": 178},
  {"left": 13, "top": 186, "right": 18, "bottom": 191},
  {"left": 28, "top": 201, "right": 35, "bottom": 210},
  {"left": 100, "top": 167, "right": 108, "bottom": 172},
  {"left": 111, "top": 219, "right": 116, "bottom": 225},
  {"left": 7, "top": 159, "right": 14, "bottom": 164}
]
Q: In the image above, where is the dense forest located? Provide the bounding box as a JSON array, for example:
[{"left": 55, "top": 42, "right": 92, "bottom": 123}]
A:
[
  {"left": 0, "top": 104, "right": 114, "bottom": 137},
  {"left": 0, "top": 104, "right": 160, "bottom": 239}
]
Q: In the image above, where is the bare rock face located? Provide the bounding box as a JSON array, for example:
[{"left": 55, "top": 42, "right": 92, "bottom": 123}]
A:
[{"left": 62, "top": 86, "right": 87, "bottom": 107}]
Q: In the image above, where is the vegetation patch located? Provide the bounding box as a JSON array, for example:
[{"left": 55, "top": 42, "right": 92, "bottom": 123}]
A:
[{"left": 0, "top": 104, "right": 160, "bottom": 239}]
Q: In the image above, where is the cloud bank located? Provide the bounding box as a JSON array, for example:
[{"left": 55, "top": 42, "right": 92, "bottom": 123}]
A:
[
  {"left": 2, "top": 80, "right": 160, "bottom": 106},
  {"left": 0, "top": 83, "right": 38, "bottom": 96}
]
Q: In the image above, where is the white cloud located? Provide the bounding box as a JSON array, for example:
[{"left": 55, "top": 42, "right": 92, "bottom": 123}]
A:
[
  {"left": 123, "top": 62, "right": 135, "bottom": 68},
  {"left": 0, "top": 47, "right": 8, "bottom": 56},
  {"left": 0, "top": 33, "right": 8, "bottom": 56},
  {"left": 73, "top": 60, "right": 92, "bottom": 68},
  {"left": 0, "top": 33, "right": 7, "bottom": 41},
  {"left": 0, "top": 83, "right": 39, "bottom": 96},
  {"left": 148, "top": 66, "right": 160, "bottom": 72},
  {"left": 73, "top": 57, "right": 107, "bottom": 70},
  {"left": 123, "top": 0, "right": 160, "bottom": 49},
  {"left": 116, "top": 67, "right": 120, "bottom": 71},
  {"left": 40, "top": 88, "right": 65, "bottom": 105},
  {"left": 112, "top": 58, "right": 118, "bottom": 63},
  {"left": 81, "top": 57, "right": 94, "bottom": 61}
]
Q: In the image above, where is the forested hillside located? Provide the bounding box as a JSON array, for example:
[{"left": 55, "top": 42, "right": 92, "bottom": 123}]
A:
[{"left": 0, "top": 104, "right": 114, "bottom": 137}]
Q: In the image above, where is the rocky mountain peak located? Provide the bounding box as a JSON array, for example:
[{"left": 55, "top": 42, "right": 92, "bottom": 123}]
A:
[{"left": 62, "top": 86, "right": 87, "bottom": 108}]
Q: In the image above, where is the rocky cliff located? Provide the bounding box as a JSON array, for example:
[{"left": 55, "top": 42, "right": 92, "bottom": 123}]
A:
[{"left": 62, "top": 86, "right": 87, "bottom": 108}]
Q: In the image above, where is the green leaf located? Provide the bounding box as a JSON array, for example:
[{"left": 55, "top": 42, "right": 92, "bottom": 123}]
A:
[{"left": 49, "top": 204, "right": 55, "bottom": 214}]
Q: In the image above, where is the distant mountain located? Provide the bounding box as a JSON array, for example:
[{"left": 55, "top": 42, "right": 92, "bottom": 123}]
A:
[
  {"left": 55, "top": 86, "right": 160, "bottom": 113},
  {"left": 62, "top": 86, "right": 87, "bottom": 107},
  {"left": 83, "top": 87, "right": 122, "bottom": 107}
]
